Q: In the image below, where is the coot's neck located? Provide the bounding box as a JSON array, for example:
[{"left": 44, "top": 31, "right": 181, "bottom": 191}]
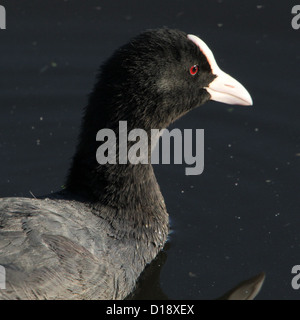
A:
[{"left": 66, "top": 85, "right": 168, "bottom": 214}]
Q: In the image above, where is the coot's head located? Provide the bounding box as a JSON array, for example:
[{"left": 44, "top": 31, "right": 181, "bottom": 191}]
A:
[
  {"left": 68, "top": 28, "right": 253, "bottom": 202},
  {"left": 89, "top": 28, "right": 252, "bottom": 131}
]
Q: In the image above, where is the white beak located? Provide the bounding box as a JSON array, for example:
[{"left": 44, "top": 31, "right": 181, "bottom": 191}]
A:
[{"left": 187, "top": 34, "right": 253, "bottom": 106}]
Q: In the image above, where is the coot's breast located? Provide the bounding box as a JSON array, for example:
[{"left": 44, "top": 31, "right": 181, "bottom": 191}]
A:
[{"left": 0, "top": 196, "right": 161, "bottom": 299}]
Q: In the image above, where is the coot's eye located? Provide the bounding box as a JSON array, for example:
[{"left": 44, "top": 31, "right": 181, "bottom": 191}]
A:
[{"left": 189, "top": 65, "right": 199, "bottom": 76}]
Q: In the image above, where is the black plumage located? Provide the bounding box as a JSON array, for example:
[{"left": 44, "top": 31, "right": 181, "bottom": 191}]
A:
[{"left": 0, "top": 28, "right": 252, "bottom": 299}]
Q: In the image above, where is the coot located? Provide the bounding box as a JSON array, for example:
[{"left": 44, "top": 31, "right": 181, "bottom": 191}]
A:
[{"left": 0, "top": 28, "right": 252, "bottom": 299}]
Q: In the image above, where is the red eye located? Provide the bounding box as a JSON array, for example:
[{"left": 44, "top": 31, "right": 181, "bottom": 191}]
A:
[{"left": 189, "top": 65, "right": 199, "bottom": 76}]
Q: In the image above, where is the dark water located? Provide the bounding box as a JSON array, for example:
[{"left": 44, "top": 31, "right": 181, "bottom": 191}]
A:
[{"left": 0, "top": 0, "right": 299, "bottom": 300}]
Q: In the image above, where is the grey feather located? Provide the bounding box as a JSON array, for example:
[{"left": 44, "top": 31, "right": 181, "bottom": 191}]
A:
[{"left": 0, "top": 196, "right": 167, "bottom": 299}]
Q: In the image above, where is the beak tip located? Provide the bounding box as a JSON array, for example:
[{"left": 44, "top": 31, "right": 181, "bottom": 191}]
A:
[
  {"left": 245, "top": 94, "right": 253, "bottom": 106},
  {"left": 244, "top": 97, "right": 253, "bottom": 106}
]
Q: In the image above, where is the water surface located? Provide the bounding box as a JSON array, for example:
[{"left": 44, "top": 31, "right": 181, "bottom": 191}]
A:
[{"left": 0, "top": 0, "right": 299, "bottom": 300}]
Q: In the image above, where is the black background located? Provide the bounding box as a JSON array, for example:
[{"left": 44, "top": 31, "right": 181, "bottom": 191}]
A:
[{"left": 0, "top": 0, "right": 299, "bottom": 300}]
